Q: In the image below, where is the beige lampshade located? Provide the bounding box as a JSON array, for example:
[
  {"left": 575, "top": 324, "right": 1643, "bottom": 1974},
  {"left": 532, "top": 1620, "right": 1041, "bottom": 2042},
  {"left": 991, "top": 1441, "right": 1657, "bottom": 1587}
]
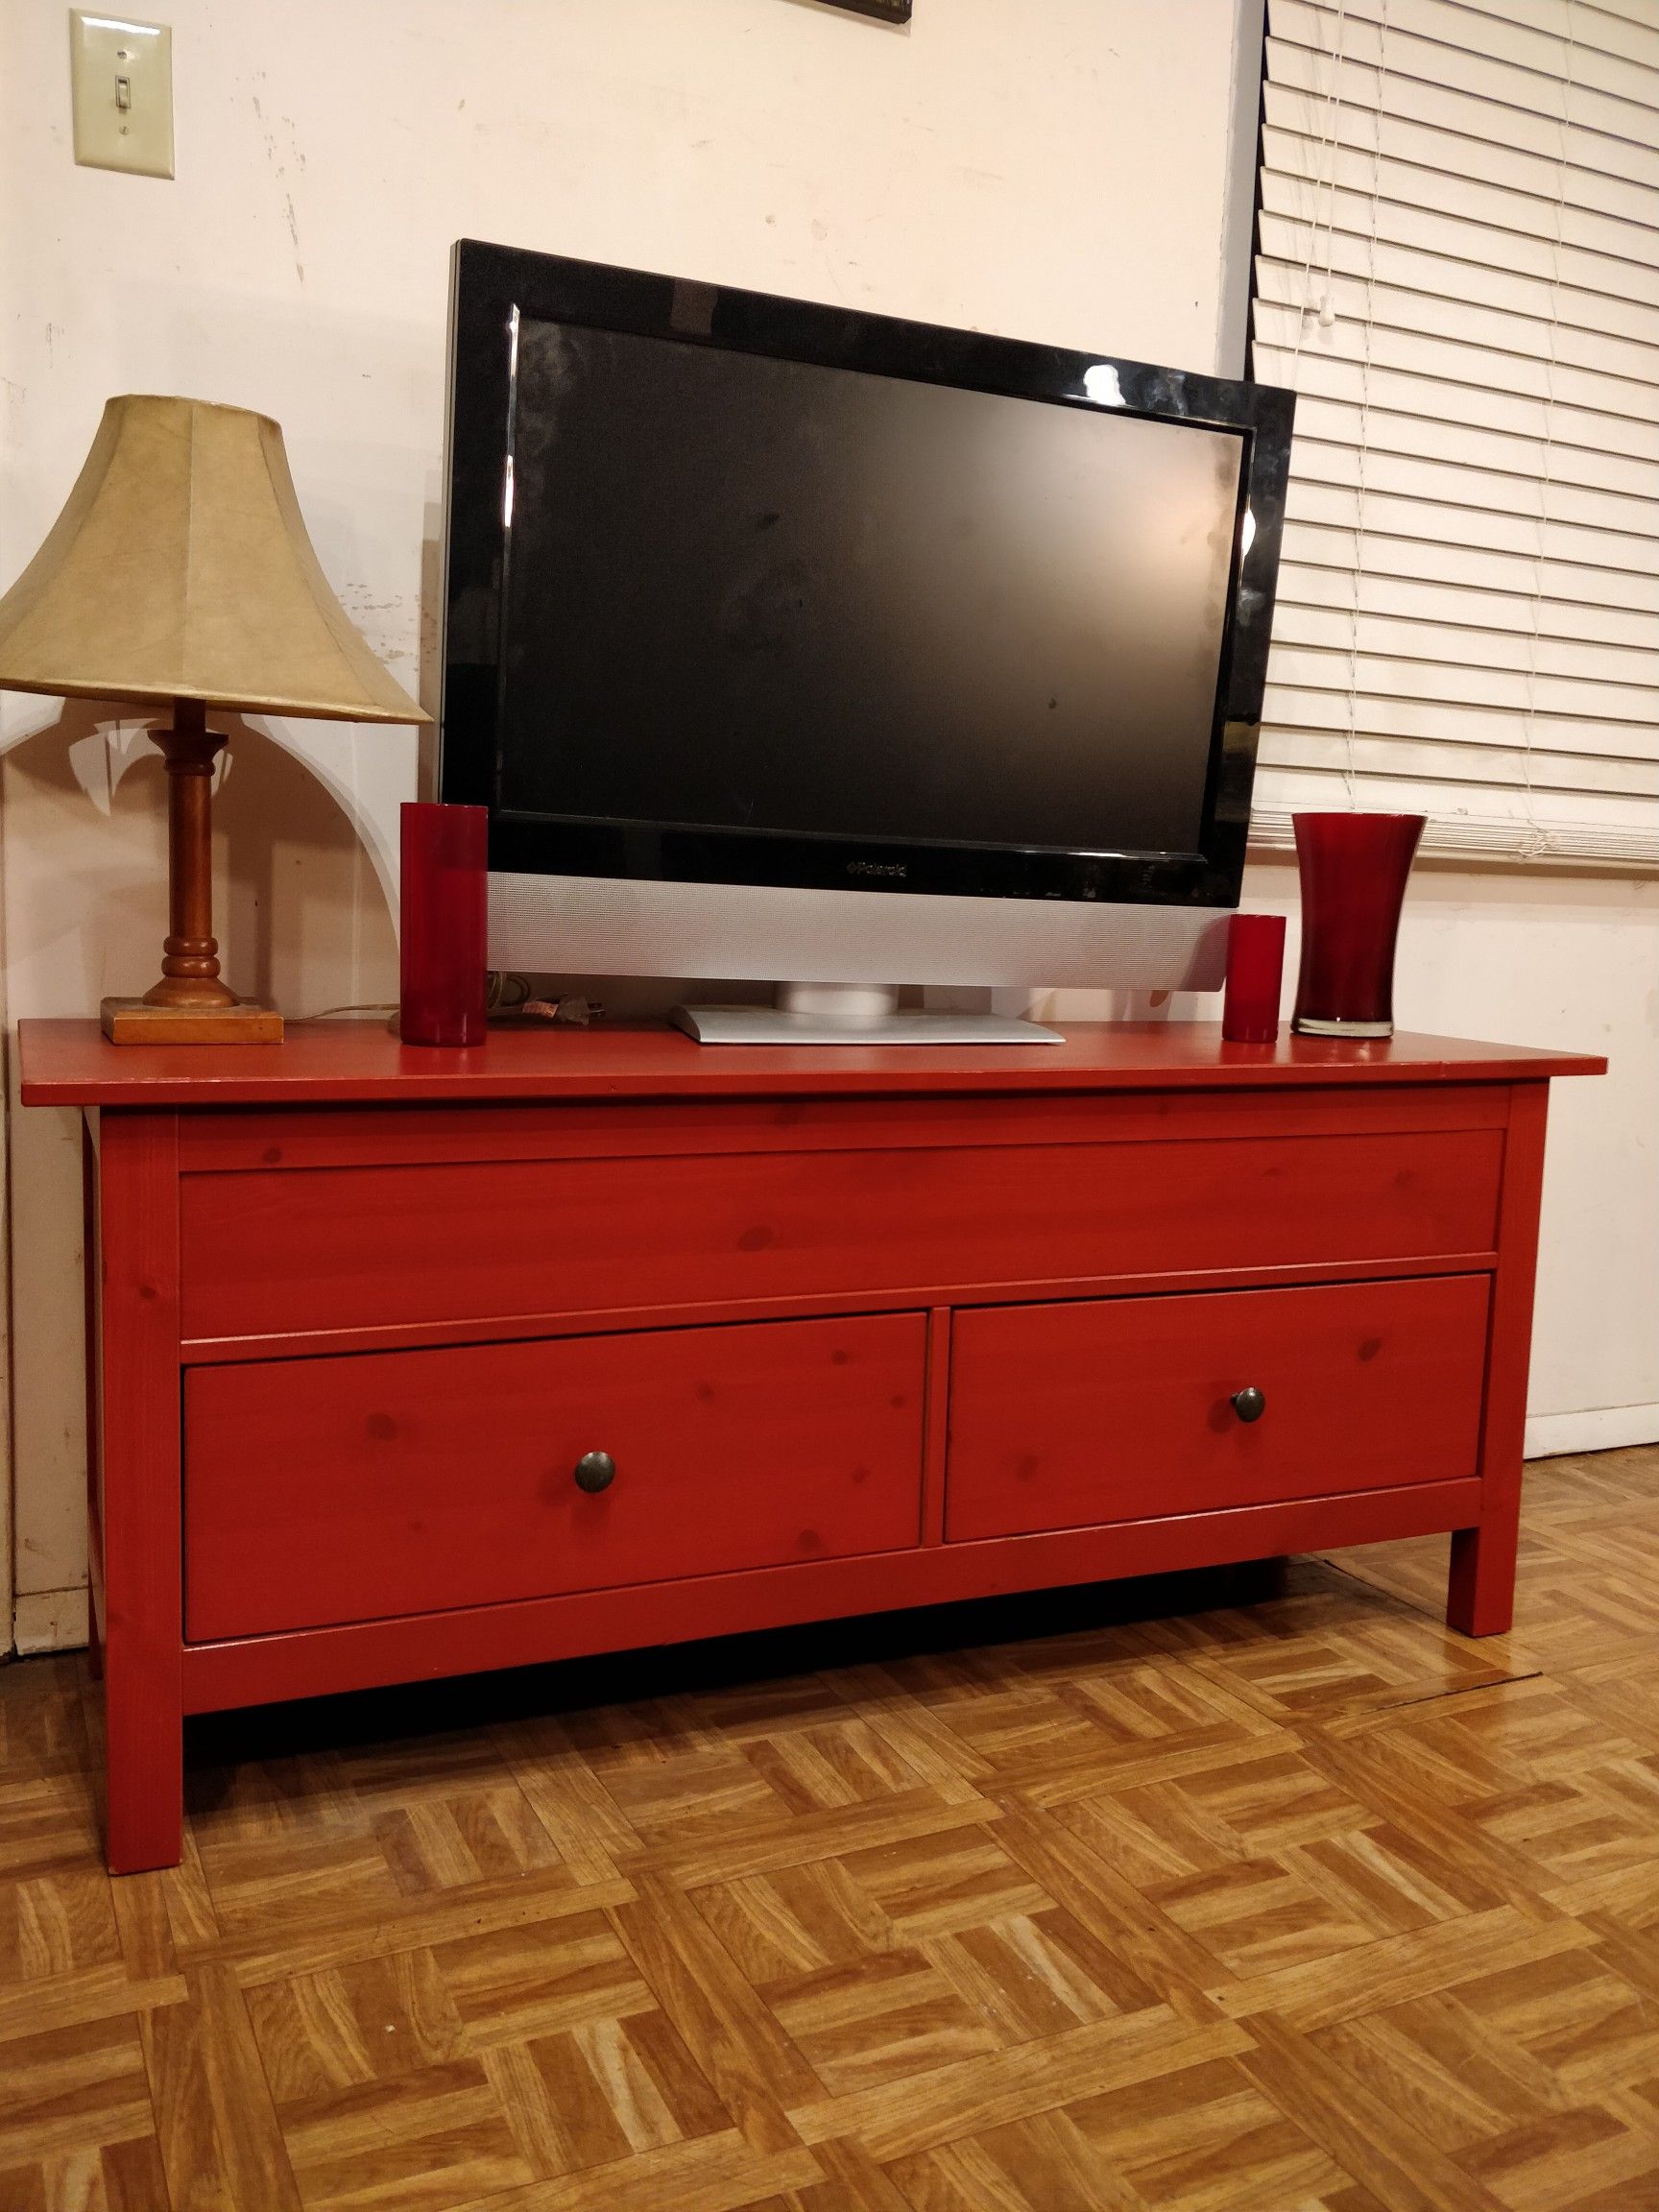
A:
[{"left": 0, "top": 394, "right": 428, "bottom": 723}]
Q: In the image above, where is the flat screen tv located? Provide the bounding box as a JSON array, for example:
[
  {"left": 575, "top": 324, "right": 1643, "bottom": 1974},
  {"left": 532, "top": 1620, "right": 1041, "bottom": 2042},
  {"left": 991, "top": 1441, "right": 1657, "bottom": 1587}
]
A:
[{"left": 440, "top": 240, "right": 1293, "bottom": 1038}]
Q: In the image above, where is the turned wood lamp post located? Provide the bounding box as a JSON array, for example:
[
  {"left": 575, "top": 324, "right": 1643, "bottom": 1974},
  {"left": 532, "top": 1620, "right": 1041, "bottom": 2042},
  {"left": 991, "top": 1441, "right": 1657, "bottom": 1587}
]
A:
[{"left": 0, "top": 395, "right": 427, "bottom": 1043}]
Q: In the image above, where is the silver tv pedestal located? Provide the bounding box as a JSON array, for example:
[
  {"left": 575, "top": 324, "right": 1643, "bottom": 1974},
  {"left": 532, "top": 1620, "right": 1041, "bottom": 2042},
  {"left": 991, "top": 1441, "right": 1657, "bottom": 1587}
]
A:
[{"left": 671, "top": 983, "right": 1064, "bottom": 1046}]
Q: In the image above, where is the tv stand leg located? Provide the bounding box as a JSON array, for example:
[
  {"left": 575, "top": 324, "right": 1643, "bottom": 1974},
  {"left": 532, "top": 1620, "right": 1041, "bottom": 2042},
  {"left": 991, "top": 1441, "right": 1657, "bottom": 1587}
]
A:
[
  {"left": 779, "top": 982, "right": 900, "bottom": 1026},
  {"left": 1447, "top": 1507, "right": 1519, "bottom": 1638},
  {"left": 104, "top": 1643, "right": 183, "bottom": 1875},
  {"left": 97, "top": 1111, "right": 186, "bottom": 1873}
]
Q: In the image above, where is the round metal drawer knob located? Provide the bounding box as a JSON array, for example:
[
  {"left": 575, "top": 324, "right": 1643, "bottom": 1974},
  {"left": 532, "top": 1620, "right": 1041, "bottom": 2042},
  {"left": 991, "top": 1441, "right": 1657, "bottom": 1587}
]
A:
[
  {"left": 573, "top": 1450, "right": 616, "bottom": 1494},
  {"left": 1231, "top": 1386, "right": 1266, "bottom": 1424}
]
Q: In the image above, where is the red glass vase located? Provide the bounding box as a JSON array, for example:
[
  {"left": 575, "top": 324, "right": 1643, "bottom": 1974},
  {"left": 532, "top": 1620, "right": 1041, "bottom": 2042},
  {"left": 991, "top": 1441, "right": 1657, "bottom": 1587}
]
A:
[
  {"left": 399, "top": 802, "right": 488, "bottom": 1047},
  {"left": 1221, "top": 913, "right": 1286, "bottom": 1045},
  {"left": 1291, "top": 812, "right": 1425, "bottom": 1039}
]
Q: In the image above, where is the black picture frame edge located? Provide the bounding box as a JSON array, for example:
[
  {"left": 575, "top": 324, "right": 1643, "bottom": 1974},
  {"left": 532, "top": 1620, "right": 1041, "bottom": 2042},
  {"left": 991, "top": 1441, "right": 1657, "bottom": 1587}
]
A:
[{"left": 815, "top": 0, "right": 913, "bottom": 21}]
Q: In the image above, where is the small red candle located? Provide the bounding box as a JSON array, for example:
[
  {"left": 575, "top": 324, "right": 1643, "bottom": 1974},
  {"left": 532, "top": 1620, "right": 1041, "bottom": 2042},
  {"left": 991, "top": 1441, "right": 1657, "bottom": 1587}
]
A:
[
  {"left": 1222, "top": 913, "right": 1286, "bottom": 1045},
  {"left": 399, "top": 802, "right": 488, "bottom": 1047}
]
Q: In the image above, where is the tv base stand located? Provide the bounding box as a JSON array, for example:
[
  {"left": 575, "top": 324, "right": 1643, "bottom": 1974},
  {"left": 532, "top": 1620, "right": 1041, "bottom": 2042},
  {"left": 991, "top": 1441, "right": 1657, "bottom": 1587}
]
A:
[
  {"left": 675, "top": 978, "right": 1064, "bottom": 1045},
  {"left": 19, "top": 1017, "right": 1602, "bottom": 1875},
  {"left": 671, "top": 1004, "right": 1064, "bottom": 1046}
]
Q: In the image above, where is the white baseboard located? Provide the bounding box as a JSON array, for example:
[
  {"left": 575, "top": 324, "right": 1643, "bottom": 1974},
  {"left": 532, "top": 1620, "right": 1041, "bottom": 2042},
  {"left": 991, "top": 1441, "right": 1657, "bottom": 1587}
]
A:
[
  {"left": 12, "top": 1586, "right": 89, "bottom": 1655},
  {"left": 1527, "top": 1405, "right": 1659, "bottom": 1460}
]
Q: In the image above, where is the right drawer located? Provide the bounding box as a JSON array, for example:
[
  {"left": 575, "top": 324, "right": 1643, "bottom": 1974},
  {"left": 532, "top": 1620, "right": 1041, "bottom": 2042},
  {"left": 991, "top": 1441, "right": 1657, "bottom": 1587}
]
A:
[{"left": 945, "top": 1274, "right": 1491, "bottom": 1542}]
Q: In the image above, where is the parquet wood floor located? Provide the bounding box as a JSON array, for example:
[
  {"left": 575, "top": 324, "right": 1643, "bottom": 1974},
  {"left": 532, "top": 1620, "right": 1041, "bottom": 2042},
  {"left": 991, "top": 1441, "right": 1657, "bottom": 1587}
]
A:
[{"left": 6, "top": 1449, "right": 1659, "bottom": 2211}]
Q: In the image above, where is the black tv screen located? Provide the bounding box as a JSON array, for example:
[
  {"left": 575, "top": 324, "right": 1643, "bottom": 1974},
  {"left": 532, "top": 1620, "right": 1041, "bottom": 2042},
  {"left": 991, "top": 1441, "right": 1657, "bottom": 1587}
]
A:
[
  {"left": 442, "top": 243, "right": 1293, "bottom": 910},
  {"left": 499, "top": 320, "right": 1244, "bottom": 858}
]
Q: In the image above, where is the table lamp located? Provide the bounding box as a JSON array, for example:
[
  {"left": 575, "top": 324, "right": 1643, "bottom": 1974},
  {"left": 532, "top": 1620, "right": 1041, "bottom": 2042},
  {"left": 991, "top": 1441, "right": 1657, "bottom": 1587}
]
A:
[{"left": 0, "top": 395, "right": 428, "bottom": 1043}]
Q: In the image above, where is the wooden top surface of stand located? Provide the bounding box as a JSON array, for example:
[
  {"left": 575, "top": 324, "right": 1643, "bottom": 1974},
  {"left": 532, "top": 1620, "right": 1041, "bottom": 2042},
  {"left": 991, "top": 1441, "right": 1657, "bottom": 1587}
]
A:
[{"left": 18, "top": 1017, "right": 1606, "bottom": 1109}]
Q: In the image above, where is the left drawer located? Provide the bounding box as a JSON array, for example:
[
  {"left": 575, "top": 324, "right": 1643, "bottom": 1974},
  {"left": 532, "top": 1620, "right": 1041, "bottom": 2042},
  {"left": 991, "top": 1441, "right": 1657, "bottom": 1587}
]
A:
[{"left": 183, "top": 1311, "right": 926, "bottom": 1640}]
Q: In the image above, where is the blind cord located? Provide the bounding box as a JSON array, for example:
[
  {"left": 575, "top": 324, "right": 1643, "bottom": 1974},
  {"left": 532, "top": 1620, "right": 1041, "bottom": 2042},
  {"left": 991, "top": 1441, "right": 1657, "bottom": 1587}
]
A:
[
  {"left": 1344, "top": 0, "right": 1387, "bottom": 809},
  {"left": 1520, "top": 0, "right": 1576, "bottom": 861},
  {"left": 1288, "top": 0, "right": 1349, "bottom": 384}
]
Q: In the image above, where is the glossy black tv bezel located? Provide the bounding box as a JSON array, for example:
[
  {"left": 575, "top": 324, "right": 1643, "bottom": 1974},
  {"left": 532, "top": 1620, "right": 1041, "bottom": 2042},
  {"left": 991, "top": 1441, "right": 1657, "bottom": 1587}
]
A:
[{"left": 440, "top": 239, "right": 1294, "bottom": 911}]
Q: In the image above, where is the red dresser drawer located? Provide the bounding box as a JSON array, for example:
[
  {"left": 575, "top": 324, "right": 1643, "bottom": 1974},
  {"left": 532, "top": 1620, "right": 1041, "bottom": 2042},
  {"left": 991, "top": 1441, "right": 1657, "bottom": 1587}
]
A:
[
  {"left": 179, "top": 1118, "right": 1503, "bottom": 1341},
  {"left": 946, "top": 1275, "right": 1490, "bottom": 1542},
  {"left": 184, "top": 1312, "right": 926, "bottom": 1639}
]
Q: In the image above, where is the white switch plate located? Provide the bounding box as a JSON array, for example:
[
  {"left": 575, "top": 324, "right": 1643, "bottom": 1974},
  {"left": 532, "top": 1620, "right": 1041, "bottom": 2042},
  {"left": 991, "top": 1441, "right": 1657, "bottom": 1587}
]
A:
[{"left": 70, "top": 11, "right": 174, "bottom": 179}]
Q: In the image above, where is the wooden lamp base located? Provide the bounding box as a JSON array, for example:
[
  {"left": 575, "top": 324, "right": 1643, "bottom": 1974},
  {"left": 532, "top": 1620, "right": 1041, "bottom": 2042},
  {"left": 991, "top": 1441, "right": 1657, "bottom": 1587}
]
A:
[
  {"left": 107, "top": 699, "right": 284, "bottom": 1048},
  {"left": 101, "top": 998, "right": 283, "bottom": 1046}
]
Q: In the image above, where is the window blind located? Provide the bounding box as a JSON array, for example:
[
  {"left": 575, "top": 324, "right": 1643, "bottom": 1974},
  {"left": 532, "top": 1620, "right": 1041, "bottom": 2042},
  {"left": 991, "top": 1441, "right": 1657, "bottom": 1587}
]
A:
[{"left": 1250, "top": 0, "right": 1659, "bottom": 866}]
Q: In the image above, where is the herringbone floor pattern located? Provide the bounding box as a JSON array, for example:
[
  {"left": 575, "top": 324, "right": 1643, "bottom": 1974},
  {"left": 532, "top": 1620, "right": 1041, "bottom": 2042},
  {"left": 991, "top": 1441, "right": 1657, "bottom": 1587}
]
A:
[{"left": 7, "top": 1449, "right": 1659, "bottom": 2210}]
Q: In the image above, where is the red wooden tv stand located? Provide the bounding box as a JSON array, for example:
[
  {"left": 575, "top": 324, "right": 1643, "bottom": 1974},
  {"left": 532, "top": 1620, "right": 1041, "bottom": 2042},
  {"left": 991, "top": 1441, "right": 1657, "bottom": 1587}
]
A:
[{"left": 20, "top": 1018, "right": 1602, "bottom": 1874}]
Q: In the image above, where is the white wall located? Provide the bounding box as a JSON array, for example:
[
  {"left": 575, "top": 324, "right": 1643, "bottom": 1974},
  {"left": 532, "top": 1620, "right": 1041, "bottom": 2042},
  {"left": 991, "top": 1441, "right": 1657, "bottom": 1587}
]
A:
[{"left": 0, "top": 0, "right": 1251, "bottom": 1648}]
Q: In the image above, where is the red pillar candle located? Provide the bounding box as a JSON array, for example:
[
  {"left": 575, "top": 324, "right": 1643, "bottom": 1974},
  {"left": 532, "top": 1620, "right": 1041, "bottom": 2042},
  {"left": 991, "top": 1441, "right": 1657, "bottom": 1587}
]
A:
[
  {"left": 1292, "top": 811, "right": 1425, "bottom": 1039},
  {"left": 399, "top": 802, "right": 488, "bottom": 1047},
  {"left": 1221, "top": 913, "right": 1286, "bottom": 1044}
]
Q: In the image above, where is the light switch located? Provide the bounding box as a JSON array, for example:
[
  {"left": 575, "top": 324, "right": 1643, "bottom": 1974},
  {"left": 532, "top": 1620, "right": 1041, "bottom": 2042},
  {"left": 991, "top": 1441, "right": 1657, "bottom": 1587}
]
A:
[{"left": 70, "top": 12, "right": 174, "bottom": 179}]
